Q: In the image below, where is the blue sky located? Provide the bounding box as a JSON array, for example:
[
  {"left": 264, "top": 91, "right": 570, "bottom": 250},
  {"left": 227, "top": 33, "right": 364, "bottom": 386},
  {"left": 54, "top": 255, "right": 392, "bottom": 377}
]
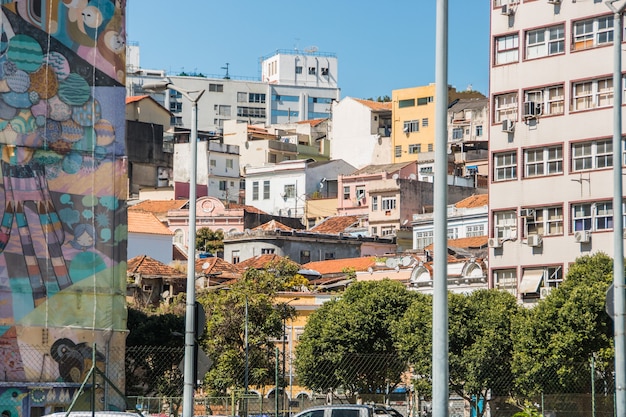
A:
[{"left": 127, "top": 0, "right": 490, "bottom": 99}]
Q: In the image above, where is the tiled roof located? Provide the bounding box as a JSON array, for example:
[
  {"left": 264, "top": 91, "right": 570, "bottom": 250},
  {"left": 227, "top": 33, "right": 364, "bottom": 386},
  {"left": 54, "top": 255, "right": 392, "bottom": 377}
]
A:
[
  {"left": 310, "top": 215, "right": 360, "bottom": 234},
  {"left": 296, "top": 118, "right": 327, "bottom": 126},
  {"left": 351, "top": 161, "right": 415, "bottom": 176},
  {"left": 253, "top": 219, "right": 292, "bottom": 231},
  {"left": 226, "top": 203, "right": 267, "bottom": 214},
  {"left": 129, "top": 199, "right": 188, "bottom": 214},
  {"left": 454, "top": 194, "right": 488, "bottom": 209},
  {"left": 237, "top": 254, "right": 300, "bottom": 271},
  {"left": 353, "top": 98, "right": 392, "bottom": 111},
  {"left": 128, "top": 211, "right": 174, "bottom": 235},
  {"left": 301, "top": 257, "right": 377, "bottom": 275},
  {"left": 128, "top": 255, "right": 185, "bottom": 277},
  {"left": 196, "top": 257, "right": 241, "bottom": 279},
  {"left": 173, "top": 244, "right": 187, "bottom": 261},
  {"left": 125, "top": 95, "right": 150, "bottom": 104},
  {"left": 425, "top": 236, "right": 488, "bottom": 251}
]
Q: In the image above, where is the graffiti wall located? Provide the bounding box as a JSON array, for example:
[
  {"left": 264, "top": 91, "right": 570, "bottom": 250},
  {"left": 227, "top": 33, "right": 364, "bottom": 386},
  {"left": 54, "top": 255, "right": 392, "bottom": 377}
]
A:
[{"left": 0, "top": 0, "right": 127, "bottom": 416}]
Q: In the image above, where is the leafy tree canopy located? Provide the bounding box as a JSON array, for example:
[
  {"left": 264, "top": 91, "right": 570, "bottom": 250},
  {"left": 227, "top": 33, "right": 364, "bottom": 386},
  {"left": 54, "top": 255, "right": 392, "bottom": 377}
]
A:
[{"left": 196, "top": 227, "right": 224, "bottom": 254}]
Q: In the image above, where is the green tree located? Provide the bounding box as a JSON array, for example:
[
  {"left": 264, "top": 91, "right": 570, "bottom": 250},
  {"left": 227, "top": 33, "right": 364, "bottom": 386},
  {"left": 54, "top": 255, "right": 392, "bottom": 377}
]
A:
[
  {"left": 294, "top": 280, "right": 416, "bottom": 398},
  {"left": 197, "top": 263, "right": 296, "bottom": 395},
  {"left": 393, "top": 289, "right": 521, "bottom": 417},
  {"left": 196, "top": 227, "right": 223, "bottom": 254},
  {"left": 512, "top": 252, "right": 615, "bottom": 397}
]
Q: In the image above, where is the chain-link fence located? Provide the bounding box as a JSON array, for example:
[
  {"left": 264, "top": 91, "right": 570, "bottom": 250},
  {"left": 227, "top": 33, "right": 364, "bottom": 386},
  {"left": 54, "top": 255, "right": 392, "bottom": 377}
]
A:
[{"left": 123, "top": 347, "right": 616, "bottom": 417}]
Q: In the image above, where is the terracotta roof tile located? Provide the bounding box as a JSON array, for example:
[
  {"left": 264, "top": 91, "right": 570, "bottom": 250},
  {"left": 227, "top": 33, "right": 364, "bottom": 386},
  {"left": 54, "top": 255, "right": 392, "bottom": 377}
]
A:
[
  {"left": 129, "top": 199, "right": 188, "bottom": 214},
  {"left": 236, "top": 254, "right": 299, "bottom": 271},
  {"left": 125, "top": 95, "right": 150, "bottom": 104},
  {"left": 454, "top": 194, "right": 488, "bottom": 209},
  {"left": 301, "top": 257, "right": 377, "bottom": 275},
  {"left": 353, "top": 98, "right": 392, "bottom": 111},
  {"left": 295, "top": 118, "right": 327, "bottom": 126},
  {"left": 196, "top": 257, "right": 241, "bottom": 279},
  {"left": 424, "top": 236, "right": 488, "bottom": 251},
  {"left": 253, "top": 220, "right": 292, "bottom": 231},
  {"left": 128, "top": 211, "right": 174, "bottom": 235},
  {"left": 128, "top": 255, "right": 185, "bottom": 277},
  {"left": 310, "top": 215, "right": 360, "bottom": 234}
]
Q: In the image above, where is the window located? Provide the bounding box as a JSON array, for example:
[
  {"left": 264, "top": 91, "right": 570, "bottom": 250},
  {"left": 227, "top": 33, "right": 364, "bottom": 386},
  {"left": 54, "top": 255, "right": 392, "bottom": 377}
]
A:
[
  {"left": 219, "top": 180, "right": 227, "bottom": 191},
  {"left": 452, "top": 127, "right": 464, "bottom": 140},
  {"left": 300, "top": 250, "right": 310, "bottom": 264},
  {"left": 493, "top": 269, "right": 517, "bottom": 294},
  {"left": 573, "top": 15, "right": 613, "bottom": 50},
  {"left": 381, "top": 197, "right": 397, "bottom": 210},
  {"left": 226, "top": 159, "right": 234, "bottom": 169},
  {"left": 263, "top": 180, "right": 270, "bottom": 199},
  {"left": 525, "top": 85, "right": 564, "bottom": 116},
  {"left": 572, "top": 139, "right": 612, "bottom": 171},
  {"left": 295, "top": 66, "right": 302, "bottom": 74},
  {"left": 595, "top": 202, "right": 613, "bottom": 230},
  {"left": 493, "top": 151, "right": 517, "bottom": 181},
  {"left": 447, "top": 228, "right": 459, "bottom": 240},
  {"left": 381, "top": 226, "right": 395, "bottom": 236},
  {"left": 249, "top": 93, "right": 266, "bottom": 103},
  {"left": 169, "top": 102, "right": 182, "bottom": 113},
  {"left": 237, "top": 107, "right": 266, "bottom": 118},
  {"left": 209, "top": 83, "right": 224, "bottom": 92},
  {"left": 545, "top": 266, "right": 563, "bottom": 287},
  {"left": 494, "top": 92, "right": 518, "bottom": 123},
  {"left": 408, "top": 144, "right": 421, "bottom": 154},
  {"left": 524, "top": 145, "right": 563, "bottom": 177},
  {"left": 355, "top": 186, "right": 366, "bottom": 201},
  {"left": 399, "top": 99, "right": 415, "bottom": 108},
  {"left": 237, "top": 92, "right": 247, "bottom": 102},
  {"left": 395, "top": 146, "right": 402, "bottom": 157},
  {"left": 476, "top": 125, "right": 483, "bottom": 137},
  {"left": 371, "top": 196, "right": 378, "bottom": 211},
  {"left": 210, "top": 159, "right": 216, "bottom": 167},
  {"left": 324, "top": 252, "right": 335, "bottom": 260},
  {"left": 321, "top": 67, "right": 329, "bottom": 76},
  {"left": 343, "top": 186, "right": 350, "bottom": 200},
  {"left": 525, "top": 206, "right": 563, "bottom": 236},
  {"left": 495, "top": 33, "right": 519, "bottom": 65},
  {"left": 308, "top": 67, "right": 316, "bottom": 75},
  {"left": 428, "top": 143, "right": 433, "bottom": 152},
  {"left": 232, "top": 250, "right": 240, "bottom": 264},
  {"left": 252, "top": 181, "right": 259, "bottom": 200},
  {"left": 417, "top": 96, "right": 433, "bottom": 105},
  {"left": 572, "top": 77, "right": 614, "bottom": 111},
  {"left": 422, "top": 118, "right": 429, "bottom": 127},
  {"left": 403, "top": 120, "right": 419, "bottom": 133},
  {"left": 284, "top": 184, "right": 296, "bottom": 198},
  {"left": 261, "top": 248, "right": 275, "bottom": 254},
  {"left": 415, "top": 230, "right": 434, "bottom": 250},
  {"left": 494, "top": 210, "right": 517, "bottom": 240},
  {"left": 371, "top": 226, "right": 377, "bottom": 236},
  {"left": 526, "top": 24, "right": 564, "bottom": 59},
  {"left": 466, "top": 224, "right": 485, "bottom": 237}
]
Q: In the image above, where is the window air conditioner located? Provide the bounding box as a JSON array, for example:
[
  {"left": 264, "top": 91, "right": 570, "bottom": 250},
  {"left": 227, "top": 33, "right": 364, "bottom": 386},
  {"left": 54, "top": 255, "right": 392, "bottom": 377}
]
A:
[
  {"left": 502, "top": 119, "right": 514, "bottom": 133},
  {"left": 547, "top": 0, "right": 560, "bottom": 4},
  {"left": 540, "top": 287, "right": 553, "bottom": 299},
  {"left": 501, "top": 4, "right": 514, "bottom": 15},
  {"left": 488, "top": 237, "right": 502, "bottom": 248},
  {"left": 519, "top": 208, "right": 536, "bottom": 218},
  {"left": 574, "top": 230, "right": 591, "bottom": 243},
  {"left": 527, "top": 234, "right": 543, "bottom": 247},
  {"left": 522, "top": 101, "right": 542, "bottom": 118}
]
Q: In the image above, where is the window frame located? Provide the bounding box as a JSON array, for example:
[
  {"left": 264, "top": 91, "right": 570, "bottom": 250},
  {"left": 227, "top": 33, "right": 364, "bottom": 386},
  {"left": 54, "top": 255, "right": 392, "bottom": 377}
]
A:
[
  {"left": 524, "top": 145, "right": 563, "bottom": 177},
  {"left": 494, "top": 92, "right": 518, "bottom": 123},
  {"left": 494, "top": 210, "right": 517, "bottom": 240},
  {"left": 524, "top": 206, "right": 564, "bottom": 237},
  {"left": 571, "top": 139, "right": 613, "bottom": 171},
  {"left": 525, "top": 24, "right": 565, "bottom": 59},
  {"left": 495, "top": 33, "right": 520, "bottom": 65},
  {"left": 493, "top": 151, "right": 517, "bottom": 181}
]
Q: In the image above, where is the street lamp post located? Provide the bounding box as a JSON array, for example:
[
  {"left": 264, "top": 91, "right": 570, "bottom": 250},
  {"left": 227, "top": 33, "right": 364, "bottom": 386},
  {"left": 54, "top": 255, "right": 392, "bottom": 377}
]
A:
[
  {"left": 281, "top": 298, "right": 300, "bottom": 416},
  {"left": 143, "top": 81, "right": 205, "bottom": 417}
]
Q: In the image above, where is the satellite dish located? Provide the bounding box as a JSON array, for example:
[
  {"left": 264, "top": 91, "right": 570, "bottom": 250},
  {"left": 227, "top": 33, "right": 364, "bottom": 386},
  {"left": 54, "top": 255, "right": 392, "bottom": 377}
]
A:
[
  {"left": 392, "top": 173, "right": 399, "bottom": 180},
  {"left": 401, "top": 256, "right": 412, "bottom": 267},
  {"left": 408, "top": 173, "right": 417, "bottom": 180},
  {"left": 202, "top": 262, "right": 210, "bottom": 269},
  {"left": 385, "top": 258, "right": 399, "bottom": 268},
  {"left": 162, "top": 290, "right": 170, "bottom": 298},
  {"left": 367, "top": 266, "right": 374, "bottom": 274},
  {"left": 395, "top": 265, "right": 400, "bottom": 272}
]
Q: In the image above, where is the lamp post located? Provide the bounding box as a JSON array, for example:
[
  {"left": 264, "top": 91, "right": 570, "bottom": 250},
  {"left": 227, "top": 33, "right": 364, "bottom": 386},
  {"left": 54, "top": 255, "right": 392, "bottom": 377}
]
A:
[
  {"left": 281, "top": 298, "right": 300, "bottom": 416},
  {"left": 605, "top": 2, "right": 626, "bottom": 415},
  {"left": 143, "top": 81, "right": 205, "bottom": 417}
]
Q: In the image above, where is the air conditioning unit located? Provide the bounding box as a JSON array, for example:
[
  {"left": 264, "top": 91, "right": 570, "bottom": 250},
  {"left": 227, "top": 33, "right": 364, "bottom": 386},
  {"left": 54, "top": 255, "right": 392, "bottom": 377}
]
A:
[
  {"left": 547, "top": 0, "right": 560, "bottom": 4},
  {"left": 502, "top": 119, "right": 515, "bottom": 133},
  {"left": 519, "top": 208, "right": 536, "bottom": 218},
  {"left": 488, "top": 237, "right": 502, "bottom": 248},
  {"left": 574, "top": 230, "right": 591, "bottom": 243},
  {"left": 540, "top": 287, "right": 553, "bottom": 299},
  {"left": 522, "top": 101, "right": 542, "bottom": 118},
  {"left": 501, "top": 4, "right": 514, "bottom": 15},
  {"left": 527, "top": 234, "right": 543, "bottom": 247}
]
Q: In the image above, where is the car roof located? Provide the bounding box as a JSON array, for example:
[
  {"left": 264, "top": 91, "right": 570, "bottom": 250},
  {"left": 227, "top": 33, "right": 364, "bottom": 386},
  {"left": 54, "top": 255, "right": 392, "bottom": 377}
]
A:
[{"left": 42, "top": 412, "right": 143, "bottom": 417}]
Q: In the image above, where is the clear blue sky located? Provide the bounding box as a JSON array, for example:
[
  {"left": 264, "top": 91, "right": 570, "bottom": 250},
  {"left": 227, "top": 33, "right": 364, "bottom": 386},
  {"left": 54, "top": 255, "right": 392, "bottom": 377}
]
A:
[{"left": 127, "top": 0, "right": 490, "bottom": 99}]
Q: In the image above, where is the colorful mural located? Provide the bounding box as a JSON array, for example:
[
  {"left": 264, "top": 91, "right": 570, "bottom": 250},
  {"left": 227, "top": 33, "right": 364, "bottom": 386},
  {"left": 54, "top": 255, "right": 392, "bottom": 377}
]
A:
[{"left": 0, "top": 1, "right": 127, "bottom": 416}]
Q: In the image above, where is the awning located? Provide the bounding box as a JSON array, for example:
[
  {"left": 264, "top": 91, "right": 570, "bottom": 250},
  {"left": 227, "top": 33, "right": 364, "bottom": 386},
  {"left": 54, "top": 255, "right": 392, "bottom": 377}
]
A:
[{"left": 519, "top": 269, "right": 544, "bottom": 294}]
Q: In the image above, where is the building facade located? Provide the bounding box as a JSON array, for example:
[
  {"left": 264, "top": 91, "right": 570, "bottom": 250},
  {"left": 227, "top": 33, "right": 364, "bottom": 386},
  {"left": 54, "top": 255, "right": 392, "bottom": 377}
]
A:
[{"left": 489, "top": 0, "right": 623, "bottom": 303}]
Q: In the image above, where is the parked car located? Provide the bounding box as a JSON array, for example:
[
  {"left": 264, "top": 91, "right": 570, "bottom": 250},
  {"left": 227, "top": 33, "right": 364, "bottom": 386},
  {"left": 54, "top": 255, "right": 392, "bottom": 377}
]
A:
[
  {"left": 373, "top": 405, "right": 403, "bottom": 417},
  {"left": 293, "top": 404, "right": 375, "bottom": 417},
  {"left": 42, "top": 413, "right": 143, "bottom": 417}
]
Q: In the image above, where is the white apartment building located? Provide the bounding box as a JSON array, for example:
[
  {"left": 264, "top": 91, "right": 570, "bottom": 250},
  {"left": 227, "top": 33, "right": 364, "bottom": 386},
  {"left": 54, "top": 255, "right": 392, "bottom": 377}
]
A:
[
  {"left": 489, "top": 0, "right": 623, "bottom": 303},
  {"left": 126, "top": 47, "right": 340, "bottom": 133}
]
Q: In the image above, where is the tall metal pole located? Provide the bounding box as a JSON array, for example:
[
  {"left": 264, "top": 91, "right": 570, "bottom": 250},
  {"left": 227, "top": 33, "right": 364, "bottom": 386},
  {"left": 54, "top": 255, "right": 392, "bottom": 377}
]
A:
[
  {"left": 607, "top": 2, "right": 626, "bottom": 415},
  {"left": 282, "top": 313, "right": 287, "bottom": 416},
  {"left": 433, "top": 0, "right": 449, "bottom": 417},
  {"left": 244, "top": 295, "right": 249, "bottom": 417}
]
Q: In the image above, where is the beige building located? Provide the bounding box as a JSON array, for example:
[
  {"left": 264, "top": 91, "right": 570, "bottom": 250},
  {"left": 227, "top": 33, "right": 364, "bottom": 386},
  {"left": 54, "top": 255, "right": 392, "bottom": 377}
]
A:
[{"left": 489, "top": 0, "right": 622, "bottom": 304}]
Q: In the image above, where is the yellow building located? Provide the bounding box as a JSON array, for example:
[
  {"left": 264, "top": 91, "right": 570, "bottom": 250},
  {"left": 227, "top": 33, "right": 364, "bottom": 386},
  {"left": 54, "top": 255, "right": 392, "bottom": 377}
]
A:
[{"left": 392, "top": 84, "right": 484, "bottom": 163}]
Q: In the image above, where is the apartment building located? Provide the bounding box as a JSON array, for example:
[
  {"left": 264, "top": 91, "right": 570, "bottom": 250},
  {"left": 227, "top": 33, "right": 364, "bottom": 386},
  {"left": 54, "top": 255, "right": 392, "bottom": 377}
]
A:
[{"left": 489, "top": 0, "right": 622, "bottom": 303}]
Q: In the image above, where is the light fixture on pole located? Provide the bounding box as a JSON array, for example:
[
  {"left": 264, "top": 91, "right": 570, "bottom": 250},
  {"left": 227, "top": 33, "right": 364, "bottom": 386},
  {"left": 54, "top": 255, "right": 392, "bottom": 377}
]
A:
[
  {"left": 604, "top": 2, "right": 626, "bottom": 416},
  {"left": 143, "top": 80, "right": 205, "bottom": 417}
]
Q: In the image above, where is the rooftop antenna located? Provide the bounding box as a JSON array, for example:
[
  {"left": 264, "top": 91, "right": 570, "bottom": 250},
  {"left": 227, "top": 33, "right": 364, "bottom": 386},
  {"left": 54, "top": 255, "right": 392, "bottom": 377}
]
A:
[{"left": 222, "top": 63, "right": 230, "bottom": 79}]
